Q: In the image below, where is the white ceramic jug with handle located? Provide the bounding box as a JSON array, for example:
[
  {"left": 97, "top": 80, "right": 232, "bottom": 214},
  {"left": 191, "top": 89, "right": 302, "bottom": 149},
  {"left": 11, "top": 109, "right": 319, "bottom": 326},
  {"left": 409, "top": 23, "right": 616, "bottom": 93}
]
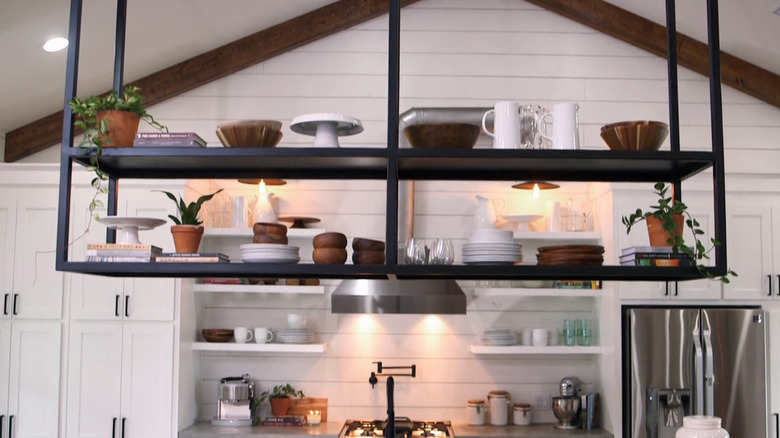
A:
[
  {"left": 251, "top": 192, "right": 276, "bottom": 224},
  {"left": 539, "top": 102, "right": 580, "bottom": 150},
  {"left": 473, "top": 195, "right": 505, "bottom": 229},
  {"left": 482, "top": 101, "right": 522, "bottom": 149}
]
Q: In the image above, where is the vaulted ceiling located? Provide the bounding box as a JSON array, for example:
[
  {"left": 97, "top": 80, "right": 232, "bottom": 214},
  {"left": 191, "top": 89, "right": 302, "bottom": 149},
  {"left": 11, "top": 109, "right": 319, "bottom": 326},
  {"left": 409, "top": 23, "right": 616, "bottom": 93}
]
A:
[{"left": 2, "top": 0, "right": 780, "bottom": 162}]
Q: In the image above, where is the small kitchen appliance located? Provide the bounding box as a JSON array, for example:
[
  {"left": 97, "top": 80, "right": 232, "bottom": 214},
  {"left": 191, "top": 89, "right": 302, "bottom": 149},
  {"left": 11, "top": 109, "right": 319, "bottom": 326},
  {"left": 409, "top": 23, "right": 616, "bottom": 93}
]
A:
[
  {"left": 212, "top": 374, "right": 254, "bottom": 426},
  {"left": 552, "top": 376, "right": 581, "bottom": 430}
]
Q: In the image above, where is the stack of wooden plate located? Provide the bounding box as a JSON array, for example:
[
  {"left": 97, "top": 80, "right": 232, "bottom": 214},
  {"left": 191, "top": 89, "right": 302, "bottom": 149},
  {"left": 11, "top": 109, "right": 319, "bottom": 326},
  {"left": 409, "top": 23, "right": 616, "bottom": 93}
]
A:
[{"left": 536, "top": 245, "right": 604, "bottom": 266}]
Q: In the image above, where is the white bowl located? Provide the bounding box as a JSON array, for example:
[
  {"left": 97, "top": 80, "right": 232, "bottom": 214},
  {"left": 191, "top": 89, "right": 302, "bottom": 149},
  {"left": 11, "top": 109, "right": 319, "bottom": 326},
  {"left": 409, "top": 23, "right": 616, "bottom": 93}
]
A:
[{"left": 287, "top": 314, "right": 307, "bottom": 328}]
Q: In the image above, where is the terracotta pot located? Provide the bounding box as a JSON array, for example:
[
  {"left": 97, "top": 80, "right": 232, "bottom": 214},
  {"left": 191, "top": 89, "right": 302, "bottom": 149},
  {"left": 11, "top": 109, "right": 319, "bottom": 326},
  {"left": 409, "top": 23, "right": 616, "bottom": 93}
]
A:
[
  {"left": 171, "top": 225, "right": 204, "bottom": 253},
  {"left": 646, "top": 214, "right": 684, "bottom": 246},
  {"left": 269, "top": 397, "right": 291, "bottom": 416},
  {"left": 96, "top": 110, "right": 140, "bottom": 147}
]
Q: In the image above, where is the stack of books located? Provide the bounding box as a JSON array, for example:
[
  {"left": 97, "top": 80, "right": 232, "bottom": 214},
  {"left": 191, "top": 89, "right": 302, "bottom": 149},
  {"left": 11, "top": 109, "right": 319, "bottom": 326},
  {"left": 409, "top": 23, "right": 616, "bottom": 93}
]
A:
[
  {"left": 133, "top": 132, "right": 206, "bottom": 147},
  {"left": 554, "top": 280, "right": 602, "bottom": 289},
  {"left": 85, "top": 243, "right": 162, "bottom": 262},
  {"left": 620, "top": 246, "right": 695, "bottom": 267},
  {"left": 261, "top": 415, "right": 307, "bottom": 427},
  {"left": 155, "top": 252, "right": 229, "bottom": 263}
]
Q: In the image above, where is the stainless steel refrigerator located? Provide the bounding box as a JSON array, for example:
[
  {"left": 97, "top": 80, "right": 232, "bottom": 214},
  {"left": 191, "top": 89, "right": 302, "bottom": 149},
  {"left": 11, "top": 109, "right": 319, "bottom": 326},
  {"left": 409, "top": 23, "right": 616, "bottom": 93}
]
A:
[{"left": 622, "top": 306, "right": 768, "bottom": 438}]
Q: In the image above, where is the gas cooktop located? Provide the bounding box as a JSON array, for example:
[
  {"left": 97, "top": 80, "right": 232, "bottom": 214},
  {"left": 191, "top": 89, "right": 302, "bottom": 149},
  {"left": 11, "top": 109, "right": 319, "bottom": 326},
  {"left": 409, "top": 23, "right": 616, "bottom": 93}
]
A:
[{"left": 340, "top": 418, "right": 453, "bottom": 437}]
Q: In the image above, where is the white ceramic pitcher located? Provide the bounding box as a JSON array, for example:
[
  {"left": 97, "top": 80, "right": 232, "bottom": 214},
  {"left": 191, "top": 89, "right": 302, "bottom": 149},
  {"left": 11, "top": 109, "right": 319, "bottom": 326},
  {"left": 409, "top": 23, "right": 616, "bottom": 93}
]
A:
[
  {"left": 251, "top": 192, "right": 276, "bottom": 224},
  {"left": 482, "top": 101, "right": 522, "bottom": 149},
  {"left": 474, "top": 195, "right": 505, "bottom": 229},
  {"left": 539, "top": 102, "right": 580, "bottom": 150}
]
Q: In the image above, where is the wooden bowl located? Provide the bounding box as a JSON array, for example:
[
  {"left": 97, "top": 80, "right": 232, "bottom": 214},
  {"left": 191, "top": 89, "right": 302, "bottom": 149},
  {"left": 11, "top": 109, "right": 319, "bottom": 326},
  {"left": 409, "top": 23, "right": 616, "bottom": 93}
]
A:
[
  {"left": 313, "top": 232, "right": 348, "bottom": 249},
  {"left": 252, "top": 233, "right": 288, "bottom": 245},
  {"left": 352, "top": 237, "right": 385, "bottom": 252},
  {"left": 312, "top": 247, "right": 348, "bottom": 264},
  {"left": 201, "top": 329, "right": 233, "bottom": 343},
  {"left": 252, "top": 222, "right": 288, "bottom": 236},
  {"left": 404, "top": 123, "right": 480, "bottom": 149},
  {"left": 600, "top": 120, "right": 668, "bottom": 151},
  {"left": 352, "top": 250, "right": 386, "bottom": 265},
  {"left": 216, "top": 120, "right": 283, "bottom": 147}
]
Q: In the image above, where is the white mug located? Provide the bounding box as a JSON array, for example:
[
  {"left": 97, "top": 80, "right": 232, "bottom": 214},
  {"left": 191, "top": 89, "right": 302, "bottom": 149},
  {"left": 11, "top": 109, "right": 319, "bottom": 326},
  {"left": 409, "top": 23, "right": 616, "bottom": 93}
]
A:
[
  {"left": 253, "top": 327, "right": 274, "bottom": 344},
  {"left": 234, "top": 327, "right": 253, "bottom": 344},
  {"left": 539, "top": 102, "right": 580, "bottom": 150},
  {"left": 287, "top": 314, "right": 307, "bottom": 329},
  {"left": 532, "top": 328, "right": 549, "bottom": 346},
  {"left": 482, "top": 101, "right": 521, "bottom": 149},
  {"left": 521, "top": 328, "right": 533, "bottom": 346}
]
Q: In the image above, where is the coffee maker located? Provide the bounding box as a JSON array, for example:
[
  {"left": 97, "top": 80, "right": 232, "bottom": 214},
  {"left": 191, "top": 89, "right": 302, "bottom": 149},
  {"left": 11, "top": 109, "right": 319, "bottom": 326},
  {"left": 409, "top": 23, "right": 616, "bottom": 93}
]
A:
[
  {"left": 212, "top": 374, "right": 254, "bottom": 426},
  {"left": 552, "top": 376, "right": 581, "bottom": 429}
]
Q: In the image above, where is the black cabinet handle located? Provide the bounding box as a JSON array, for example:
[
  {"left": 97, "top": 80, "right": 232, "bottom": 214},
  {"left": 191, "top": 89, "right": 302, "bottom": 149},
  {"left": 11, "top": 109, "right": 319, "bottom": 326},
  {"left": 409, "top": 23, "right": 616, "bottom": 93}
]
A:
[
  {"left": 769, "top": 275, "right": 774, "bottom": 296},
  {"left": 124, "top": 296, "right": 129, "bottom": 318},
  {"left": 12, "top": 294, "right": 18, "bottom": 315},
  {"left": 776, "top": 275, "right": 779, "bottom": 296},
  {"left": 1, "top": 414, "right": 4, "bottom": 438},
  {"left": 9, "top": 415, "right": 13, "bottom": 438},
  {"left": 115, "top": 295, "right": 120, "bottom": 317},
  {"left": 3, "top": 294, "right": 8, "bottom": 315},
  {"left": 665, "top": 282, "right": 670, "bottom": 296},
  {"left": 121, "top": 417, "right": 126, "bottom": 438},
  {"left": 112, "top": 417, "right": 117, "bottom": 438},
  {"left": 774, "top": 413, "right": 779, "bottom": 438}
]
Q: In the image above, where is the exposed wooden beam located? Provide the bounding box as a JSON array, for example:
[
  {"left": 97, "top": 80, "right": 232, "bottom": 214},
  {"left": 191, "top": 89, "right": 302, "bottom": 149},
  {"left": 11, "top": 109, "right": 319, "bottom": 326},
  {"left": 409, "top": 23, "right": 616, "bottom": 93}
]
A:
[
  {"left": 525, "top": 0, "right": 780, "bottom": 109},
  {"left": 4, "top": 0, "right": 422, "bottom": 162}
]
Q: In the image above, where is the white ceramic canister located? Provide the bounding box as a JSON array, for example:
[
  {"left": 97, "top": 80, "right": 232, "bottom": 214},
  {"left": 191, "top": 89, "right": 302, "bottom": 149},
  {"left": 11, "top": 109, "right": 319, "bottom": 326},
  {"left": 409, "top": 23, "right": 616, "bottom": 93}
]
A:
[
  {"left": 466, "top": 399, "right": 485, "bottom": 426},
  {"left": 513, "top": 403, "right": 532, "bottom": 426},
  {"left": 487, "top": 390, "right": 511, "bottom": 426},
  {"left": 675, "top": 416, "right": 729, "bottom": 438}
]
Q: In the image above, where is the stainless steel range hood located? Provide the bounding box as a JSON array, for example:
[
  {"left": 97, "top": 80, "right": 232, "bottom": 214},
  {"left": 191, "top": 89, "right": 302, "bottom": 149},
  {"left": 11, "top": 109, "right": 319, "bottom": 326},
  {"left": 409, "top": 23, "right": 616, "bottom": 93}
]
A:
[{"left": 331, "top": 279, "right": 467, "bottom": 314}]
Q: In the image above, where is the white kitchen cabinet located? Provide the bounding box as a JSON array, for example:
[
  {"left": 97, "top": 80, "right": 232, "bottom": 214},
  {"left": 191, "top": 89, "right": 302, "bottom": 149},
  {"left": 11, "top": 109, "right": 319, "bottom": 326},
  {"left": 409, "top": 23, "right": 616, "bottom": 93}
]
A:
[
  {"left": 67, "top": 322, "right": 174, "bottom": 438},
  {"left": 0, "top": 188, "right": 64, "bottom": 320},
  {"left": 722, "top": 194, "right": 780, "bottom": 301},
  {"left": 0, "top": 320, "right": 62, "bottom": 438},
  {"left": 69, "top": 183, "right": 179, "bottom": 321}
]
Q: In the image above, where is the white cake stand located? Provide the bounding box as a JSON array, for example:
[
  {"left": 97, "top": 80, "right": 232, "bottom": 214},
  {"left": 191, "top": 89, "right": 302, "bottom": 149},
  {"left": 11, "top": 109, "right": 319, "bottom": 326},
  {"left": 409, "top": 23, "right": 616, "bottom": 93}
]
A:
[
  {"left": 504, "top": 214, "right": 544, "bottom": 232},
  {"left": 290, "top": 113, "right": 363, "bottom": 147},
  {"left": 97, "top": 216, "right": 167, "bottom": 244}
]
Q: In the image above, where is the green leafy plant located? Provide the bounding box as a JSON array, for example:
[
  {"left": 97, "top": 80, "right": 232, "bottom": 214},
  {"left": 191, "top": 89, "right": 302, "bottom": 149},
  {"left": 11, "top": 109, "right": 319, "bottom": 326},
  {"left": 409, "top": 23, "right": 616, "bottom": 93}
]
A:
[
  {"left": 157, "top": 189, "right": 223, "bottom": 226},
  {"left": 67, "top": 86, "right": 167, "bottom": 221},
  {"left": 257, "top": 383, "right": 305, "bottom": 402},
  {"left": 621, "top": 182, "right": 736, "bottom": 283}
]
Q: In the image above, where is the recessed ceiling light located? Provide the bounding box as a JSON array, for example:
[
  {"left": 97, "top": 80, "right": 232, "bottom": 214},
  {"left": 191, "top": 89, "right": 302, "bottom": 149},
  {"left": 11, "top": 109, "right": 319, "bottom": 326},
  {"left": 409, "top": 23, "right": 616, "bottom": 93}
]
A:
[{"left": 43, "top": 37, "right": 69, "bottom": 52}]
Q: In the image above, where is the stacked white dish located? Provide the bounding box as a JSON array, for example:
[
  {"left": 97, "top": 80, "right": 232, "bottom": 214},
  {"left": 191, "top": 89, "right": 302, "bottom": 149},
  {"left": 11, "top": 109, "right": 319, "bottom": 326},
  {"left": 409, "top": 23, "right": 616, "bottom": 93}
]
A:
[
  {"left": 463, "top": 229, "right": 522, "bottom": 265},
  {"left": 240, "top": 243, "right": 300, "bottom": 263},
  {"left": 481, "top": 329, "right": 516, "bottom": 346},
  {"left": 277, "top": 328, "right": 315, "bottom": 344}
]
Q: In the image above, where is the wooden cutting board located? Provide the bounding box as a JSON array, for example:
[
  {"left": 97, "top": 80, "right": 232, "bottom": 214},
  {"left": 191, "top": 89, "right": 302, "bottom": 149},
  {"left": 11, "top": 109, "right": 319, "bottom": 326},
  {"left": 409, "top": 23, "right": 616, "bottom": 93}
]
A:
[{"left": 287, "top": 397, "right": 328, "bottom": 422}]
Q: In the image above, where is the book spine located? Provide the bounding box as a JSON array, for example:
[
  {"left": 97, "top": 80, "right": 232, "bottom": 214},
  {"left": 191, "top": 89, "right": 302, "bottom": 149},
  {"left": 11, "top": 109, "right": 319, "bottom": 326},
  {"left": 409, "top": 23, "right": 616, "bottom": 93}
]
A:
[
  {"left": 261, "top": 422, "right": 304, "bottom": 426},
  {"left": 155, "top": 257, "right": 228, "bottom": 263},
  {"left": 619, "top": 252, "right": 692, "bottom": 260},
  {"left": 160, "top": 253, "right": 227, "bottom": 258},
  {"left": 133, "top": 139, "right": 205, "bottom": 147},
  {"left": 621, "top": 258, "right": 696, "bottom": 267},
  {"left": 198, "top": 278, "right": 246, "bottom": 284},
  {"left": 87, "top": 243, "right": 160, "bottom": 251},
  {"left": 554, "top": 280, "right": 602, "bottom": 289},
  {"left": 86, "top": 249, "right": 160, "bottom": 257},
  {"left": 86, "top": 256, "right": 154, "bottom": 262},
  {"left": 136, "top": 132, "right": 204, "bottom": 140}
]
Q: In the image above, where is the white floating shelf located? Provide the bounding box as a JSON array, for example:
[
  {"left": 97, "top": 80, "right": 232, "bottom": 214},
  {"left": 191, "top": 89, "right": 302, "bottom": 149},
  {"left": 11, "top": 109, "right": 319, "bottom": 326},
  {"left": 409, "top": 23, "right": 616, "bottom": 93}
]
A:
[
  {"left": 191, "top": 342, "right": 327, "bottom": 353},
  {"left": 513, "top": 231, "right": 602, "bottom": 241},
  {"left": 203, "top": 227, "right": 325, "bottom": 238},
  {"left": 193, "top": 284, "right": 326, "bottom": 295},
  {"left": 474, "top": 287, "right": 601, "bottom": 297},
  {"left": 470, "top": 345, "right": 602, "bottom": 355}
]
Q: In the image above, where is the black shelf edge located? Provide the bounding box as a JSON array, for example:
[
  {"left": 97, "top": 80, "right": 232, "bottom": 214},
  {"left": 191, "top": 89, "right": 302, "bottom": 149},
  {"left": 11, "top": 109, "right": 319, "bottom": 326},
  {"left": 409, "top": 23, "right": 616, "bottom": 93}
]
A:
[
  {"left": 59, "top": 261, "right": 707, "bottom": 282},
  {"left": 395, "top": 149, "right": 715, "bottom": 181},
  {"left": 68, "top": 147, "right": 389, "bottom": 180}
]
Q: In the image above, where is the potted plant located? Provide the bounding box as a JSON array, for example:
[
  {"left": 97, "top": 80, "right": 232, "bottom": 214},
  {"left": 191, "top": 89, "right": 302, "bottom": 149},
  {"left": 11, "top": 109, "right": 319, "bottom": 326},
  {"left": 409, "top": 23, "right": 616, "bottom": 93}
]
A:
[
  {"left": 68, "top": 86, "right": 167, "bottom": 225},
  {"left": 258, "top": 383, "right": 305, "bottom": 417},
  {"left": 157, "top": 188, "right": 223, "bottom": 253},
  {"left": 621, "top": 182, "right": 736, "bottom": 283}
]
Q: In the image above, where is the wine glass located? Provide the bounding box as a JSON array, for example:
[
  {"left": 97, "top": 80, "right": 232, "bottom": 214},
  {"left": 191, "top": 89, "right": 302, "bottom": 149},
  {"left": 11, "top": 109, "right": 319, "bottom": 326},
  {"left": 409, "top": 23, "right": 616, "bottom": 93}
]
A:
[
  {"left": 430, "top": 239, "right": 455, "bottom": 265},
  {"left": 404, "top": 238, "right": 427, "bottom": 265}
]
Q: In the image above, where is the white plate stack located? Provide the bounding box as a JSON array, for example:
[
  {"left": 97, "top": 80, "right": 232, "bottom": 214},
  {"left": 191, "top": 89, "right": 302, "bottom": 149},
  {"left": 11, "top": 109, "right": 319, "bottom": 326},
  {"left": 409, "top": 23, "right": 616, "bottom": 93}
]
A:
[
  {"left": 463, "top": 229, "right": 522, "bottom": 265},
  {"left": 481, "top": 329, "right": 516, "bottom": 346},
  {"left": 240, "top": 243, "right": 300, "bottom": 263},
  {"left": 277, "top": 328, "right": 315, "bottom": 344}
]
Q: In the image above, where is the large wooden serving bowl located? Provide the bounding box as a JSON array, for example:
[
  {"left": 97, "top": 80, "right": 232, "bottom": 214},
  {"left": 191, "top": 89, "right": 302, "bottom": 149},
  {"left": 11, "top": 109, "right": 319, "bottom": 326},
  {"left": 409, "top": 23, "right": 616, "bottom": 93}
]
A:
[
  {"left": 600, "top": 120, "right": 668, "bottom": 151},
  {"left": 404, "top": 123, "right": 480, "bottom": 149},
  {"left": 217, "top": 120, "right": 283, "bottom": 147}
]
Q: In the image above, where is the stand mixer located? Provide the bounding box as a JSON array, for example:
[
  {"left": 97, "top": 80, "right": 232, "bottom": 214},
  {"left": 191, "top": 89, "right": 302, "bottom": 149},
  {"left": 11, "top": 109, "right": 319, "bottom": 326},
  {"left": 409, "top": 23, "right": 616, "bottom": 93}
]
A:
[{"left": 552, "top": 376, "right": 581, "bottom": 429}]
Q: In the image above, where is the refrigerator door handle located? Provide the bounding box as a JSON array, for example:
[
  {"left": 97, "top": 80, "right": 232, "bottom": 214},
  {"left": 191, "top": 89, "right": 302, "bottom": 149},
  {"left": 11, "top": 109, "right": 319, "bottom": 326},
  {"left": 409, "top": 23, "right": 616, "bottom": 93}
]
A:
[
  {"left": 703, "top": 328, "right": 715, "bottom": 416},
  {"left": 693, "top": 325, "right": 704, "bottom": 415}
]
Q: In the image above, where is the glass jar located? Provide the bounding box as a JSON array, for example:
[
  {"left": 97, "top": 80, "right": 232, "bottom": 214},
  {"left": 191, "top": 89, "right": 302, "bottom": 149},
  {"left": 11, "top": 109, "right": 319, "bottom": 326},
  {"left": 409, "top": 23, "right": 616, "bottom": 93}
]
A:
[
  {"left": 675, "top": 416, "right": 729, "bottom": 438},
  {"left": 513, "top": 403, "right": 532, "bottom": 426},
  {"left": 466, "top": 399, "right": 485, "bottom": 426}
]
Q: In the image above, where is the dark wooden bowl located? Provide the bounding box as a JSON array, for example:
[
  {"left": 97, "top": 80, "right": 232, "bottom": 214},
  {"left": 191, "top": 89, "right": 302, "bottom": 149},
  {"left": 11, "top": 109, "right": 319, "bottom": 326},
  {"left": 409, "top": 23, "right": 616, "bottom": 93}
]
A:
[
  {"left": 252, "top": 233, "right": 288, "bottom": 244},
  {"left": 216, "top": 120, "right": 283, "bottom": 147},
  {"left": 352, "top": 237, "right": 385, "bottom": 252},
  {"left": 600, "top": 120, "right": 668, "bottom": 151},
  {"left": 352, "top": 250, "right": 386, "bottom": 265},
  {"left": 201, "top": 329, "right": 233, "bottom": 343},
  {"left": 312, "top": 247, "right": 348, "bottom": 264},
  {"left": 404, "top": 123, "right": 480, "bottom": 149},
  {"left": 252, "top": 222, "right": 288, "bottom": 236},
  {"left": 313, "top": 232, "right": 348, "bottom": 249}
]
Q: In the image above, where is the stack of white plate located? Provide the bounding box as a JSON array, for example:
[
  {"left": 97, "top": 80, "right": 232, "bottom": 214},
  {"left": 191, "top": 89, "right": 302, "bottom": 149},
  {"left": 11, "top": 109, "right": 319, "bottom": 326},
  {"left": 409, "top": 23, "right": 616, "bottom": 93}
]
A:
[
  {"left": 277, "top": 328, "right": 315, "bottom": 344},
  {"left": 240, "top": 243, "right": 300, "bottom": 263},
  {"left": 481, "top": 329, "right": 516, "bottom": 346},
  {"left": 463, "top": 229, "right": 522, "bottom": 265}
]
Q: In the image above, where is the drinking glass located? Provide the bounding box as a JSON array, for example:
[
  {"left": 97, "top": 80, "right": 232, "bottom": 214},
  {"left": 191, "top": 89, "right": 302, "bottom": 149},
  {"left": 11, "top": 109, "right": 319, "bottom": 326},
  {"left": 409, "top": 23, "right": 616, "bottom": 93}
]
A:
[
  {"left": 404, "top": 238, "right": 427, "bottom": 265},
  {"left": 430, "top": 239, "right": 454, "bottom": 265},
  {"left": 563, "top": 319, "right": 577, "bottom": 346},
  {"left": 578, "top": 319, "right": 592, "bottom": 346}
]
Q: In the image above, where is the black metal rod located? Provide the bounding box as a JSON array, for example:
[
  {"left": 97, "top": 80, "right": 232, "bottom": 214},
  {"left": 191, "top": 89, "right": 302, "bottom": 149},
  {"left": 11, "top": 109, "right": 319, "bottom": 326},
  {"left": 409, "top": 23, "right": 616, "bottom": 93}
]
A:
[
  {"left": 706, "top": 0, "right": 727, "bottom": 276},
  {"left": 56, "top": 0, "right": 83, "bottom": 269},
  {"left": 113, "top": 0, "right": 128, "bottom": 93},
  {"left": 665, "top": 0, "right": 680, "bottom": 155},
  {"left": 385, "top": 0, "right": 401, "bottom": 268}
]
